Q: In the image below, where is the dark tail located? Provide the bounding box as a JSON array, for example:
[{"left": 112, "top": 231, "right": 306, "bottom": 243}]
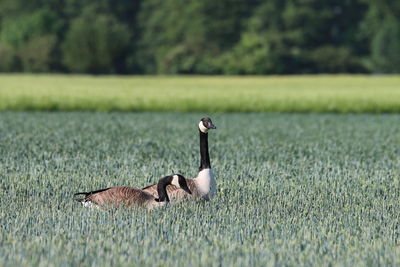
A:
[{"left": 73, "top": 188, "right": 110, "bottom": 202}]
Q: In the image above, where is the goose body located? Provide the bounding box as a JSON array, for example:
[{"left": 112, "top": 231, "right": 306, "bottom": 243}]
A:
[
  {"left": 74, "top": 175, "right": 191, "bottom": 210},
  {"left": 142, "top": 117, "right": 217, "bottom": 202}
]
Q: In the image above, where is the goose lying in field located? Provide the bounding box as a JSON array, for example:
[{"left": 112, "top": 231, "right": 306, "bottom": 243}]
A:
[
  {"left": 74, "top": 174, "right": 192, "bottom": 210},
  {"left": 142, "top": 117, "right": 217, "bottom": 202}
]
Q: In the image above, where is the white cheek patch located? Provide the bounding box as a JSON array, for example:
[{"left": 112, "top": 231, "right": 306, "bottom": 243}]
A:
[
  {"left": 171, "top": 175, "right": 180, "bottom": 187},
  {"left": 198, "top": 121, "right": 208, "bottom": 133}
]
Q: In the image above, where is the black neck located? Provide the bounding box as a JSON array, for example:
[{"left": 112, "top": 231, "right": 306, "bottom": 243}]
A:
[
  {"left": 156, "top": 177, "right": 171, "bottom": 202},
  {"left": 199, "top": 130, "right": 211, "bottom": 171}
]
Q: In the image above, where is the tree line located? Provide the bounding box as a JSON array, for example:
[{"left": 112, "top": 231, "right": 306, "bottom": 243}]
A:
[{"left": 0, "top": 0, "right": 399, "bottom": 74}]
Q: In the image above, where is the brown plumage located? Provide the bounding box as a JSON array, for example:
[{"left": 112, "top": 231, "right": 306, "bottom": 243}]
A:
[
  {"left": 74, "top": 174, "right": 192, "bottom": 210},
  {"left": 76, "top": 186, "right": 155, "bottom": 208}
]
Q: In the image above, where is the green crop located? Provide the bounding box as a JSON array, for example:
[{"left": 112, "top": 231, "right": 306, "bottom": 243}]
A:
[
  {"left": 0, "top": 74, "right": 400, "bottom": 112},
  {"left": 1, "top": 112, "right": 399, "bottom": 266}
]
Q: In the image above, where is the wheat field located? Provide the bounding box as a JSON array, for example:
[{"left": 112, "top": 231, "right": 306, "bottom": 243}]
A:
[{"left": 1, "top": 112, "right": 399, "bottom": 266}]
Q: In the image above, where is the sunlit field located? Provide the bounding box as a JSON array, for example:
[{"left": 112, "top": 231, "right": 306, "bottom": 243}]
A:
[
  {"left": 1, "top": 112, "right": 400, "bottom": 266},
  {"left": 0, "top": 75, "right": 400, "bottom": 112}
]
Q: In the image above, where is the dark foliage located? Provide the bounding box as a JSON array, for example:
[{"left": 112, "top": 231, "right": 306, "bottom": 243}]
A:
[{"left": 0, "top": 0, "right": 398, "bottom": 74}]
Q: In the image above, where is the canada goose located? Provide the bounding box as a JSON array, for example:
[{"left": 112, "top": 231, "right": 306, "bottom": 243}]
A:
[
  {"left": 74, "top": 174, "right": 192, "bottom": 210},
  {"left": 142, "top": 117, "right": 217, "bottom": 202}
]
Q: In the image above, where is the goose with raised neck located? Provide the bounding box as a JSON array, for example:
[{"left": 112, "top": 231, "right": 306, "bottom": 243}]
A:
[{"left": 142, "top": 117, "right": 217, "bottom": 201}]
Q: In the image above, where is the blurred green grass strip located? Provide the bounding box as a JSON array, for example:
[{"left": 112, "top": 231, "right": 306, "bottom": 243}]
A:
[{"left": 0, "top": 74, "right": 399, "bottom": 112}]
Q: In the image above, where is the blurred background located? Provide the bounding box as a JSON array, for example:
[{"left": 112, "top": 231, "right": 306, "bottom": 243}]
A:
[{"left": 0, "top": 0, "right": 399, "bottom": 75}]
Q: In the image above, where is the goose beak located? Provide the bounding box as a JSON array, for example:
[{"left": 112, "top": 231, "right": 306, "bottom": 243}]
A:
[
  {"left": 208, "top": 123, "right": 216, "bottom": 130},
  {"left": 182, "top": 185, "right": 192, "bottom": 195}
]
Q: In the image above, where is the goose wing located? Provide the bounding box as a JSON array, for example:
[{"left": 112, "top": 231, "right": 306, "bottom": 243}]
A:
[
  {"left": 141, "top": 183, "right": 159, "bottom": 197},
  {"left": 80, "top": 186, "right": 154, "bottom": 207}
]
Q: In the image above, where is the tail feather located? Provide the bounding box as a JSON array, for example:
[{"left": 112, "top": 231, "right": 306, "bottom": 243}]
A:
[{"left": 73, "top": 187, "right": 111, "bottom": 202}]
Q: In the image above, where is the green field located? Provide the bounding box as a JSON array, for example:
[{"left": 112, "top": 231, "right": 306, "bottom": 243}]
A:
[
  {"left": 1, "top": 112, "right": 399, "bottom": 266},
  {"left": 0, "top": 75, "right": 400, "bottom": 112}
]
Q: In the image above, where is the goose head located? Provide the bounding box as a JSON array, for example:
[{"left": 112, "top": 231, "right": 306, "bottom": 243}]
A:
[
  {"left": 155, "top": 174, "right": 192, "bottom": 202},
  {"left": 198, "top": 117, "right": 217, "bottom": 133}
]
